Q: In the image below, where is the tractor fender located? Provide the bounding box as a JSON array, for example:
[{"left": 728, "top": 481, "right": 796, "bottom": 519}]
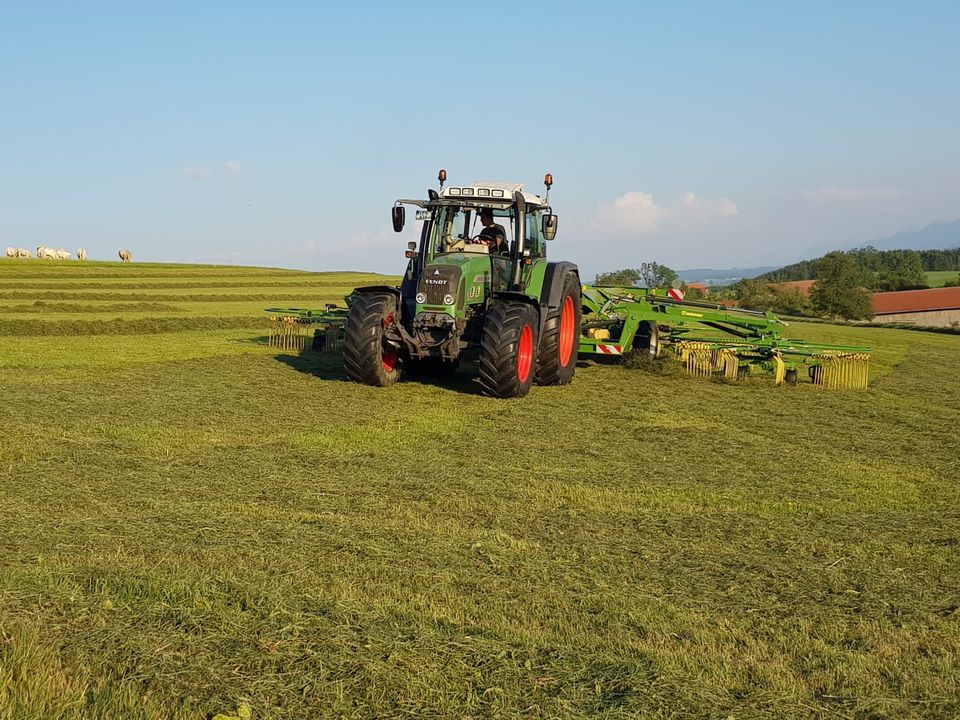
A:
[
  {"left": 491, "top": 291, "right": 540, "bottom": 314},
  {"left": 353, "top": 285, "right": 401, "bottom": 298},
  {"left": 539, "top": 262, "right": 580, "bottom": 310}
]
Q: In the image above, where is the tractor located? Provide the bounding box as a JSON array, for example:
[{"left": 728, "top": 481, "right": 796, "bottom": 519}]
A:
[{"left": 341, "top": 171, "right": 581, "bottom": 398}]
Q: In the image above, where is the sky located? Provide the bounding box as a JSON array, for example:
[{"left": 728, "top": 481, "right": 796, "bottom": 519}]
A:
[{"left": 1, "top": 1, "right": 959, "bottom": 277}]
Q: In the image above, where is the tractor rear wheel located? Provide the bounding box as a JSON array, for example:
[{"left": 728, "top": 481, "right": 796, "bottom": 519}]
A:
[
  {"left": 536, "top": 272, "right": 581, "bottom": 386},
  {"left": 343, "top": 292, "right": 401, "bottom": 387},
  {"left": 479, "top": 301, "right": 539, "bottom": 398}
]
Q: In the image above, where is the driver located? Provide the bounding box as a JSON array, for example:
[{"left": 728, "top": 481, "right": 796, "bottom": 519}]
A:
[{"left": 476, "top": 208, "right": 509, "bottom": 255}]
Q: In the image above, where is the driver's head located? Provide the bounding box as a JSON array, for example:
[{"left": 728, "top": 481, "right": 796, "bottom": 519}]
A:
[{"left": 478, "top": 208, "right": 495, "bottom": 227}]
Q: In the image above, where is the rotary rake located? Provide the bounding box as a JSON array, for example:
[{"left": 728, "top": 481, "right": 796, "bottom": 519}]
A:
[
  {"left": 579, "top": 285, "right": 871, "bottom": 389},
  {"left": 265, "top": 302, "right": 350, "bottom": 353}
]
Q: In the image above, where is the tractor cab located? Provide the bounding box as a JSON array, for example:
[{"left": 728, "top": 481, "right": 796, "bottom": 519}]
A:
[{"left": 392, "top": 179, "right": 558, "bottom": 306}]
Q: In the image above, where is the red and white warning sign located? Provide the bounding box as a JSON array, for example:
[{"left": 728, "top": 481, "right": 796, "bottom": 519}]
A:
[
  {"left": 597, "top": 344, "right": 623, "bottom": 355},
  {"left": 668, "top": 287, "right": 685, "bottom": 301}
]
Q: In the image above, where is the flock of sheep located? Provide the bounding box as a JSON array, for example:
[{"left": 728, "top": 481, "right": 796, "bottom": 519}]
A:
[{"left": 5, "top": 247, "right": 134, "bottom": 262}]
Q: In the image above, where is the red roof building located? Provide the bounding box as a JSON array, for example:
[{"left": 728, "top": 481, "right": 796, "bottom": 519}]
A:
[{"left": 871, "top": 286, "right": 960, "bottom": 327}]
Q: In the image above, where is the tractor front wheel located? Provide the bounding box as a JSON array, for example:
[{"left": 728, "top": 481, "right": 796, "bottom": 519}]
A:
[
  {"left": 479, "top": 301, "right": 539, "bottom": 398},
  {"left": 343, "top": 292, "right": 401, "bottom": 387},
  {"left": 536, "top": 272, "right": 581, "bottom": 386}
]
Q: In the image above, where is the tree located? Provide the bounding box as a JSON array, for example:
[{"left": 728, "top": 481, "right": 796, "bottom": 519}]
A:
[
  {"left": 638, "top": 262, "right": 678, "bottom": 289},
  {"left": 810, "top": 252, "right": 873, "bottom": 320},
  {"left": 735, "top": 279, "right": 812, "bottom": 316},
  {"left": 595, "top": 268, "right": 641, "bottom": 286},
  {"left": 876, "top": 250, "right": 927, "bottom": 291}
]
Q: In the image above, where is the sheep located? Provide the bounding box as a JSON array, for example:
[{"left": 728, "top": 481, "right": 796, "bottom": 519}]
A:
[
  {"left": 16, "top": 248, "right": 32, "bottom": 258},
  {"left": 55, "top": 249, "right": 71, "bottom": 260},
  {"left": 77, "top": 248, "right": 88, "bottom": 261},
  {"left": 5, "top": 247, "right": 14, "bottom": 258},
  {"left": 37, "top": 246, "right": 56, "bottom": 259},
  {"left": 118, "top": 249, "right": 133, "bottom": 262}
]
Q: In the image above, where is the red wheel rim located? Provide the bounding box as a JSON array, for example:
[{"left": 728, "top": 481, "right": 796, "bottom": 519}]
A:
[
  {"left": 517, "top": 324, "right": 534, "bottom": 383},
  {"left": 382, "top": 349, "right": 398, "bottom": 372},
  {"left": 559, "top": 295, "right": 576, "bottom": 367},
  {"left": 382, "top": 312, "right": 397, "bottom": 372}
]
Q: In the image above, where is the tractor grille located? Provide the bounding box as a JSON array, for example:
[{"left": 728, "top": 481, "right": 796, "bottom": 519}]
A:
[{"left": 418, "top": 265, "right": 461, "bottom": 305}]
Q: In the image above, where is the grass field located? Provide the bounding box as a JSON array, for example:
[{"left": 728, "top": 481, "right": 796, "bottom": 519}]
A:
[
  {"left": 923, "top": 271, "right": 960, "bottom": 288},
  {"left": 2, "top": 259, "right": 959, "bottom": 719}
]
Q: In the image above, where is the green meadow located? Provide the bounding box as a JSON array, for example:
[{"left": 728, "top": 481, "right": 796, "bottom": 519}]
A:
[
  {"left": 1, "top": 259, "right": 958, "bottom": 719},
  {"left": 923, "top": 271, "right": 960, "bottom": 288}
]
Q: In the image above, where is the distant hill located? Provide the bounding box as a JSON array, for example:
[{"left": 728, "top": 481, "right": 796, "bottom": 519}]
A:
[
  {"left": 676, "top": 266, "right": 778, "bottom": 286},
  {"left": 756, "top": 247, "right": 960, "bottom": 284},
  {"left": 864, "top": 218, "right": 960, "bottom": 251}
]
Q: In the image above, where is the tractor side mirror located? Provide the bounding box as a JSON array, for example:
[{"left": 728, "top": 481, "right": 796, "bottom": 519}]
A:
[
  {"left": 391, "top": 205, "right": 405, "bottom": 233},
  {"left": 542, "top": 214, "right": 558, "bottom": 241}
]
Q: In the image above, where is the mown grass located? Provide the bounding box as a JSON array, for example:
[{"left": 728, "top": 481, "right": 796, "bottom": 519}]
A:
[
  {"left": 1, "top": 261, "right": 958, "bottom": 719},
  {"left": 923, "top": 271, "right": 959, "bottom": 288}
]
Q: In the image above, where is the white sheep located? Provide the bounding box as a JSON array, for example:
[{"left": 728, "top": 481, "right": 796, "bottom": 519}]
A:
[
  {"left": 16, "top": 248, "right": 32, "bottom": 258},
  {"left": 77, "top": 248, "right": 88, "bottom": 261},
  {"left": 5, "top": 247, "right": 14, "bottom": 258},
  {"left": 37, "top": 246, "right": 56, "bottom": 259},
  {"left": 55, "top": 249, "right": 71, "bottom": 260},
  {"left": 118, "top": 249, "right": 133, "bottom": 262}
]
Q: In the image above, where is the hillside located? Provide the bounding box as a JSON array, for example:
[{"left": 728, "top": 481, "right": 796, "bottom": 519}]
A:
[
  {"left": 757, "top": 247, "right": 960, "bottom": 284},
  {"left": 1, "top": 259, "right": 959, "bottom": 719},
  {"left": 866, "top": 218, "right": 960, "bottom": 251}
]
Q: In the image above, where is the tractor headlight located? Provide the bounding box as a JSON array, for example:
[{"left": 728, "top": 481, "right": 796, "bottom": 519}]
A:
[
  {"left": 416, "top": 292, "right": 427, "bottom": 303},
  {"left": 443, "top": 294, "right": 455, "bottom": 305}
]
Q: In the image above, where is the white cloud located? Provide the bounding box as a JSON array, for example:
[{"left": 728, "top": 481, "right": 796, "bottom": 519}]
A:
[
  {"left": 225, "top": 161, "right": 243, "bottom": 175},
  {"left": 184, "top": 166, "right": 210, "bottom": 180},
  {"left": 594, "top": 191, "right": 738, "bottom": 235},
  {"left": 801, "top": 186, "right": 901, "bottom": 202}
]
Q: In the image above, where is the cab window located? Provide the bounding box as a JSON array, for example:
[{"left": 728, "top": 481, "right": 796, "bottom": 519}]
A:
[{"left": 524, "top": 211, "right": 544, "bottom": 258}]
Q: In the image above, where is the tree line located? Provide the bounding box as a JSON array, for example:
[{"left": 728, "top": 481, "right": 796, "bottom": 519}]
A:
[{"left": 757, "top": 247, "right": 960, "bottom": 290}]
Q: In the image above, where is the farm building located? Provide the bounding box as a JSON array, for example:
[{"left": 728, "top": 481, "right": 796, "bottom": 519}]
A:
[{"left": 870, "top": 286, "right": 960, "bottom": 327}]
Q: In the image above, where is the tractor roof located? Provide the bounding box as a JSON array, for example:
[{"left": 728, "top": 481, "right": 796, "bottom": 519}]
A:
[{"left": 439, "top": 182, "right": 547, "bottom": 207}]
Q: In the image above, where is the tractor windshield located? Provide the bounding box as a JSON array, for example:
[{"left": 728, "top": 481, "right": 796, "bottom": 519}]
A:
[{"left": 429, "top": 205, "right": 515, "bottom": 257}]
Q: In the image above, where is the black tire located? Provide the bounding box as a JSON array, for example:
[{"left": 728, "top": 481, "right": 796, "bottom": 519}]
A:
[
  {"left": 631, "top": 320, "right": 659, "bottom": 358},
  {"left": 536, "top": 272, "right": 581, "bottom": 386},
  {"left": 343, "top": 292, "right": 401, "bottom": 387},
  {"left": 479, "top": 301, "right": 539, "bottom": 398}
]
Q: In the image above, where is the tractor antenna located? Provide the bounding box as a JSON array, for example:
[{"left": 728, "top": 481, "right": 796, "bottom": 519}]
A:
[
  {"left": 544, "top": 173, "right": 553, "bottom": 202},
  {"left": 438, "top": 168, "right": 447, "bottom": 190}
]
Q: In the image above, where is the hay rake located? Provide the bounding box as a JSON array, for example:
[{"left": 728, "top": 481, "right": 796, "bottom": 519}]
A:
[
  {"left": 579, "top": 285, "right": 872, "bottom": 389},
  {"left": 265, "top": 303, "right": 350, "bottom": 353}
]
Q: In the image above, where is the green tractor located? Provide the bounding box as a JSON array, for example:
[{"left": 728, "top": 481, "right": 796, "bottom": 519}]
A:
[{"left": 342, "top": 171, "right": 581, "bottom": 398}]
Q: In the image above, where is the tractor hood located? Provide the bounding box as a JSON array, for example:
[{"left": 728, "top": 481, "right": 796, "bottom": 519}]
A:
[{"left": 416, "top": 253, "right": 495, "bottom": 313}]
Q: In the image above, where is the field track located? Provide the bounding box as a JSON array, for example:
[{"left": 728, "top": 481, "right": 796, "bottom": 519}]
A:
[{"left": 1, "top": 260, "right": 958, "bottom": 719}]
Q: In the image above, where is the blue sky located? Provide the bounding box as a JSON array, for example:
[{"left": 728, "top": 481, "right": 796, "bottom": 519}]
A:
[{"left": 1, "top": 1, "right": 958, "bottom": 276}]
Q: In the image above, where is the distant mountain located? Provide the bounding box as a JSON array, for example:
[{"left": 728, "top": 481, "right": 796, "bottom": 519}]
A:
[
  {"left": 677, "top": 266, "right": 779, "bottom": 286},
  {"left": 854, "top": 218, "right": 960, "bottom": 252}
]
